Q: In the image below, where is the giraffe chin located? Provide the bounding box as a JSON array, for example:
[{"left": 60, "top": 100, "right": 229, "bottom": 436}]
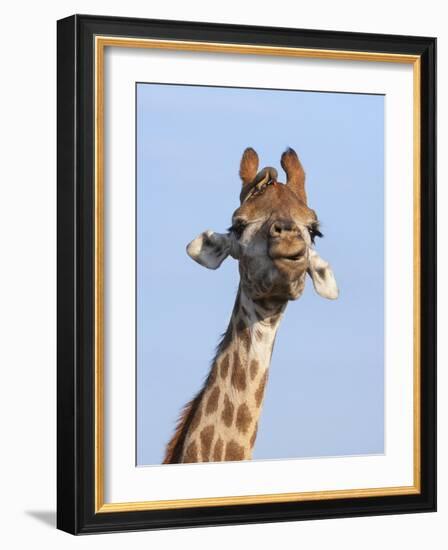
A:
[
  {"left": 272, "top": 255, "right": 308, "bottom": 277},
  {"left": 244, "top": 269, "right": 307, "bottom": 302}
]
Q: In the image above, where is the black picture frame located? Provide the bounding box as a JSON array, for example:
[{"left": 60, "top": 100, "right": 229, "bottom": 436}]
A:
[{"left": 57, "top": 14, "right": 436, "bottom": 535}]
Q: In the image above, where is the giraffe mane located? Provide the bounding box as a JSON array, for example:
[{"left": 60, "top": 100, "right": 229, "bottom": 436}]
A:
[
  {"left": 162, "top": 390, "right": 204, "bottom": 464},
  {"left": 162, "top": 325, "right": 233, "bottom": 464}
]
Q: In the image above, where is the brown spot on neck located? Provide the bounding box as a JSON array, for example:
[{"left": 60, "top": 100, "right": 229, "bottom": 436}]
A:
[
  {"left": 213, "top": 438, "right": 224, "bottom": 461},
  {"left": 250, "top": 359, "right": 259, "bottom": 380},
  {"left": 184, "top": 441, "right": 198, "bottom": 463},
  {"left": 205, "top": 386, "right": 220, "bottom": 415},
  {"left": 236, "top": 403, "right": 253, "bottom": 434},
  {"left": 220, "top": 354, "right": 230, "bottom": 379},
  {"left": 231, "top": 351, "right": 247, "bottom": 391},
  {"left": 225, "top": 440, "right": 245, "bottom": 461},
  {"left": 200, "top": 425, "right": 215, "bottom": 462},
  {"left": 221, "top": 393, "right": 235, "bottom": 427}
]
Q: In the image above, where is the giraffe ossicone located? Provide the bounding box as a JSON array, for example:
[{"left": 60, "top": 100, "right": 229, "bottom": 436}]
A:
[{"left": 163, "top": 147, "right": 338, "bottom": 464}]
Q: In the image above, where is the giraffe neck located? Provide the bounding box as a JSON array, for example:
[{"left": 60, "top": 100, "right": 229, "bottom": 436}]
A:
[{"left": 174, "top": 286, "right": 287, "bottom": 463}]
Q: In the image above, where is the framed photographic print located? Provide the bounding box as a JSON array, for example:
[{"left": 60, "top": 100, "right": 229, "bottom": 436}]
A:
[{"left": 57, "top": 14, "right": 436, "bottom": 534}]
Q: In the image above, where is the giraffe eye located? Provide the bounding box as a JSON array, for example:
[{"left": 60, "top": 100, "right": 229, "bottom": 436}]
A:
[
  {"left": 308, "top": 223, "right": 323, "bottom": 244},
  {"left": 228, "top": 219, "right": 248, "bottom": 239}
]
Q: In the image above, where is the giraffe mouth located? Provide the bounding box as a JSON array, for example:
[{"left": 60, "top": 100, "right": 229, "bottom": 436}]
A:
[
  {"left": 269, "top": 237, "right": 307, "bottom": 265},
  {"left": 271, "top": 250, "right": 307, "bottom": 263},
  {"left": 272, "top": 253, "right": 308, "bottom": 273},
  {"left": 282, "top": 253, "right": 303, "bottom": 262}
]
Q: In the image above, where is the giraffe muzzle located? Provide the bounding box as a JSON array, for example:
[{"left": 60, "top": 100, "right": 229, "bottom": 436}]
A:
[{"left": 268, "top": 219, "right": 307, "bottom": 264}]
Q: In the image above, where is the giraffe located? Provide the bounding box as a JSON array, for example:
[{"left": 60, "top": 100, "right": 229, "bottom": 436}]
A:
[{"left": 163, "top": 147, "right": 338, "bottom": 464}]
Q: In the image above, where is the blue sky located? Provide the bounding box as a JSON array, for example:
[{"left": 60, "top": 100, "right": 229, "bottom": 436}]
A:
[{"left": 136, "top": 83, "right": 384, "bottom": 465}]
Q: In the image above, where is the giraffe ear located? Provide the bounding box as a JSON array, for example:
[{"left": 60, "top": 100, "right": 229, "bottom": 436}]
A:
[
  {"left": 281, "top": 147, "right": 307, "bottom": 204},
  {"left": 307, "top": 249, "right": 339, "bottom": 300},
  {"left": 239, "top": 147, "right": 259, "bottom": 186},
  {"left": 186, "top": 230, "right": 231, "bottom": 269}
]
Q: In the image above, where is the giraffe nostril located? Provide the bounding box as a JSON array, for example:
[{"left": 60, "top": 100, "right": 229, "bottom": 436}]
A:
[
  {"left": 269, "top": 219, "right": 298, "bottom": 238},
  {"left": 272, "top": 223, "right": 283, "bottom": 236}
]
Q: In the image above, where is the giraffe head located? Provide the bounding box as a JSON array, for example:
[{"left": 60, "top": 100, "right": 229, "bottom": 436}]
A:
[{"left": 187, "top": 147, "right": 338, "bottom": 302}]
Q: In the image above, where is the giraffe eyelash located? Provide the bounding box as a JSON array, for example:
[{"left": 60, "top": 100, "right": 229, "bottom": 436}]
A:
[
  {"left": 307, "top": 223, "right": 323, "bottom": 244},
  {"left": 228, "top": 220, "right": 248, "bottom": 239}
]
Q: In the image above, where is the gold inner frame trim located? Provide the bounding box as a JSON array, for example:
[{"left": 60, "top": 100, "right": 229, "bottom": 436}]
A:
[{"left": 94, "top": 35, "right": 421, "bottom": 513}]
